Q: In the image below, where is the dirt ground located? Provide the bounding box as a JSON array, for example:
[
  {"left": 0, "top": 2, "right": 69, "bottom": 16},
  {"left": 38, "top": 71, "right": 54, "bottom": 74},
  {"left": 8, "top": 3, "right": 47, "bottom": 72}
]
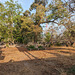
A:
[{"left": 0, "top": 46, "right": 75, "bottom": 75}]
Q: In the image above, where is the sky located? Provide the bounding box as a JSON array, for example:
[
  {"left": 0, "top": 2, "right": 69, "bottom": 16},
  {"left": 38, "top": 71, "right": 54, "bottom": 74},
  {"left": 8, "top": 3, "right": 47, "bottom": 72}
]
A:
[{"left": 0, "top": 0, "right": 34, "bottom": 11}]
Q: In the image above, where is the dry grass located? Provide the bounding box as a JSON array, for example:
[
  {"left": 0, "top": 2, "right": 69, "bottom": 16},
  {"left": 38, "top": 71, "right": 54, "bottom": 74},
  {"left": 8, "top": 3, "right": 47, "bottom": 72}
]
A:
[{"left": 0, "top": 46, "right": 75, "bottom": 75}]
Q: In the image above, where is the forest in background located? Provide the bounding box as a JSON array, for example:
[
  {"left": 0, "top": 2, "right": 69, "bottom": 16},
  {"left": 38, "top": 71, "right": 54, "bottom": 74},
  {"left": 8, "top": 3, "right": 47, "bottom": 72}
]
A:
[{"left": 0, "top": 0, "right": 75, "bottom": 48}]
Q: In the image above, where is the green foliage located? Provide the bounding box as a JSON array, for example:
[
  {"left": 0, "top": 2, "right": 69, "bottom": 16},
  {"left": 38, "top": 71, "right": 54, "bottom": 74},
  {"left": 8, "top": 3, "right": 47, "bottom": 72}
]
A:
[
  {"left": 28, "top": 45, "right": 35, "bottom": 49},
  {"left": 48, "top": 0, "right": 68, "bottom": 21},
  {"left": 0, "top": 25, "right": 9, "bottom": 42},
  {"left": 56, "top": 42, "right": 61, "bottom": 46},
  {"left": 38, "top": 46, "right": 45, "bottom": 50},
  {"left": 27, "top": 45, "right": 37, "bottom": 50},
  {"left": 16, "top": 37, "right": 23, "bottom": 43},
  {"left": 63, "top": 23, "right": 75, "bottom": 43},
  {"left": 0, "top": 0, "right": 23, "bottom": 43},
  {"left": 27, "top": 45, "right": 45, "bottom": 50},
  {"left": 6, "top": 44, "right": 9, "bottom": 47},
  {"left": 30, "top": 0, "right": 48, "bottom": 10},
  {"left": 45, "top": 32, "right": 51, "bottom": 43},
  {"left": 0, "top": 0, "right": 74, "bottom": 46}
]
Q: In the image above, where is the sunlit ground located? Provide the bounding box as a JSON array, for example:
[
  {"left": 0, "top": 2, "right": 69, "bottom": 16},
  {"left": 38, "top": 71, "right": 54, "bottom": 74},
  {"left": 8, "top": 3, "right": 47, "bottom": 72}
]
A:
[{"left": 0, "top": 46, "right": 75, "bottom": 75}]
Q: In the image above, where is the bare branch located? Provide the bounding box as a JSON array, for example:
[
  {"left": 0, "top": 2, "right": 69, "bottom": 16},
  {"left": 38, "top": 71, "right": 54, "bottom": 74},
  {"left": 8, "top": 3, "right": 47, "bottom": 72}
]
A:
[{"left": 38, "top": 20, "right": 60, "bottom": 25}]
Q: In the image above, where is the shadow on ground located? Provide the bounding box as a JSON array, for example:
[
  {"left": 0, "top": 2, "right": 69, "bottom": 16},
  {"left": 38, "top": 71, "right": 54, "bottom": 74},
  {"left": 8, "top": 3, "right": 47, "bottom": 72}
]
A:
[
  {"left": 17, "top": 47, "right": 38, "bottom": 60},
  {"left": 47, "top": 47, "right": 75, "bottom": 51},
  {"left": 0, "top": 47, "right": 75, "bottom": 75},
  {"left": 0, "top": 48, "right": 5, "bottom": 60}
]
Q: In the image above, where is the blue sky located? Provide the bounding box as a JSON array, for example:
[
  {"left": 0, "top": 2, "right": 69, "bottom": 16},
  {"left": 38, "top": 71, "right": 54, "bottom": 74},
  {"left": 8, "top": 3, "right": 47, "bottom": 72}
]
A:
[{"left": 0, "top": 0, "right": 34, "bottom": 11}]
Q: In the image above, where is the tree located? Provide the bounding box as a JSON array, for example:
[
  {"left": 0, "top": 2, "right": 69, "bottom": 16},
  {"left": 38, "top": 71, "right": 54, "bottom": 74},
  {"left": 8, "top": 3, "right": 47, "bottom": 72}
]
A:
[
  {"left": 0, "top": 3, "right": 9, "bottom": 42},
  {"left": 30, "top": 0, "right": 48, "bottom": 10},
  {"left": 21, "top": 14, "right": 34, "bottom": 44},
  {"left": 45, "top": 32, "right": 51, "bottom": 43},
  {"left": 63, "top": 23, "right": 75, "bottom": 46},
  {"left": 0, "top": 0, "right": 23, "bottom": 44},
  {"left": 30, "top": 0, "right": 69, "bottom": 25},
  {"left": 21, "top": 10, "right": 42, "bottom": 43},
  {"left": 0, "top": 0, "right": 74, "bottom": 46},
  {"left": 22, "top": 0, "right": 74, "bottom": 44},
  {"left": 69, "top": 0, "right": 75, "bottom": 13}
]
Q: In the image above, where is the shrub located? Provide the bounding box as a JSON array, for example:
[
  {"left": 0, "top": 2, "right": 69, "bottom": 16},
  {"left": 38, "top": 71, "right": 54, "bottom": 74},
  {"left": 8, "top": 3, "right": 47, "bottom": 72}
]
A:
[
  {"left": 56, "top": 42, "right": 61, "bottom": 46},
  {"left": 27, "top": 45, "right": 37, "bottom": 50},
  {"left": 50, "top": 43, "right": 53, "bottom": 46},
  {"left": 29, "top": 45, "right": 35, "bottom": 48},
  {"left": 45, "top": 32, "right": 51, "bottom": 43},
  {"left": 38, "top": 46, "right": 45, "bottom": 50},
  {"left": 27, "top": 45, "right": 45, "bottom": 50},
  {"left": 49, "top": 44, "right": 51, "bottom": 47},
  {"left": 16, "top": 37, "right": 23, "bottom": 43},
  {"left": 6, "top": 44, "right": 9, "bottom": 47}
]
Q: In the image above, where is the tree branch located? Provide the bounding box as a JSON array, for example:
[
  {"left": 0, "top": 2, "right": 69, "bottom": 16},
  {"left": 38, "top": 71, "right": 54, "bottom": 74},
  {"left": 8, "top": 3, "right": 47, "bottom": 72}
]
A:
[{"left": 38, "top": 20, "right": 60, "bottom": 25}]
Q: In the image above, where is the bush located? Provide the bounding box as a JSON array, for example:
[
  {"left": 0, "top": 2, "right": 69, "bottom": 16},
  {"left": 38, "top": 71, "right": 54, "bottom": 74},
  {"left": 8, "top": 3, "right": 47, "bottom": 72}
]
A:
[
  {"left": 28, "top": 45, "right": 35, "bottom": 48},
  {"left": 27, "top": 45, "right": 45, "bottom": 50},
  {"left": 27, "top": 45, "right": 37, "bottom": 50},
  {"left": 6, "top": 44, "right": 9, "bottom": 47},
  {"left": 38, "top": 46, "right": 45, "bottom": 50},
  {"left": 45, "top": 32, "right": 51, "bottom": 43},
  {"left": 50, "top": 43, "right": 53, "bottom": 46},
  {"left": 49, "top": 44, "right": 51, "bottom": 47},
  {"left": 56, "top": 42, "right": 61, "bottom": 46},
  {"left": 16, "top": 37, "right": 23, "bottom": 43}
]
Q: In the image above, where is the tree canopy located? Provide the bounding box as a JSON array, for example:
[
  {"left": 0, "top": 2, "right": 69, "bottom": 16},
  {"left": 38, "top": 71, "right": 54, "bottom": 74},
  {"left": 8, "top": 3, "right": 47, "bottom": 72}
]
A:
[{"left": 0, "top": 0, "right": 75, "bottom": 46}]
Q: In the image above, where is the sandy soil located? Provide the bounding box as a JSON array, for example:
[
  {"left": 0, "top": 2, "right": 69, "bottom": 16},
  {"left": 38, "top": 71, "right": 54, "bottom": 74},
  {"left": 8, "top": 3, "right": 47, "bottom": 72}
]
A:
[{"left": 0, "top": 46, "right": 75, "bottom": 75}]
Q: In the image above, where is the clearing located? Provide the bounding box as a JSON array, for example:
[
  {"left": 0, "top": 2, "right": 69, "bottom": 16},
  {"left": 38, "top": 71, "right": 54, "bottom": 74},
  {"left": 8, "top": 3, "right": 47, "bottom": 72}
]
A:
[{"left": 0, "top": 46, "right": 75, "bottom": 75}]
